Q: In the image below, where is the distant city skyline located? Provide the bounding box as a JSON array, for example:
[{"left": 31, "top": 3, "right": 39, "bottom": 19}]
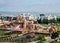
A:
[{"left": 0, "top": 0, "right": 60, "bottom": 13}]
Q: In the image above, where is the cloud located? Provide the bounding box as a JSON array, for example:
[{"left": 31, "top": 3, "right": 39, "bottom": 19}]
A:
[{"left": 0, "top": 0, "right": 60, "bottom": 13}]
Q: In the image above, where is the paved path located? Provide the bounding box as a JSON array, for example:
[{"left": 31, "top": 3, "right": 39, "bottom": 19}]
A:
[{"left": 29, "top": 41, "right": 50, "bottom": 43}]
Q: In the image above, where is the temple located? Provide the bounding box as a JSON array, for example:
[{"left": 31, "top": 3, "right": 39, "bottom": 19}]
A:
[{"left": 0, "top": 15, "right": 57, "bottom": 34}]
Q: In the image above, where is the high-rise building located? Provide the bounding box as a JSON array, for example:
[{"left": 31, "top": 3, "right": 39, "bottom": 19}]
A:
[{"left": 20, "top": 13, "right": 34, "bottom": 20}]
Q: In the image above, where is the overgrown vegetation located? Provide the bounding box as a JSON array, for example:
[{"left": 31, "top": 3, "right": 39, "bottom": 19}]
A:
[
  {"left": 51, "top": 32, "right": 59, "bottom": 39},
  {"left": 37, "top": 18, "right": 60, "bottom": 24},
  {"left": 37, "top": 35, "right": 46, "bottom": 43}
]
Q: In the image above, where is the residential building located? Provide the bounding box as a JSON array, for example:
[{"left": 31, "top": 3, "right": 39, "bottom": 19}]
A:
[
  {"left": 20, "top": 13, "right": 34, "bottom": 20},
  {"left": 48, "top": 15, "right": 57, "bottom": 20}
]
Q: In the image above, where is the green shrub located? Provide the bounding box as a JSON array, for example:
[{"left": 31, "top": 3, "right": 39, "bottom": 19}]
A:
[
  {"left": 51, "top": 32, "right": 59, "bottom": 39},
  {"left": 50, "top": 40, "right": 56, "bottom": 43},
  {"left": 37, "top": 35, "right": 46, "bottom": 41},
  {"left": 56, "top": 30, "right": 60, "bottom": 34}
]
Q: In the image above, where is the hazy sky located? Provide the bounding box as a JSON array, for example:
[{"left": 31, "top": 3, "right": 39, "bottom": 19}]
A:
[{"left": 0, "top": 0, "right": 60, "bottom": 13}]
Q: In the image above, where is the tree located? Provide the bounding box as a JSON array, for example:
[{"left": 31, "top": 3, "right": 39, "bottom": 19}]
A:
[
  {"left": 37, "top": 19, "right": 41, "bottom": 24},
  {"left": 42, "top": 18, "right": 48, "bottom": 24},
  {"left": 57, "top": 18, "right": 60, "bottom": 23},
  {"left": 37, "top": 18, "right": 48, "bottom": 24},
  {"left": 52, "top": 18, "right": 57, "bottom": 23},
  {"left": 51, "top": 32, "right": 59, "bottom": 39},
  {"left": 56, "top": 30, "right": 60, "bottom": 34}
]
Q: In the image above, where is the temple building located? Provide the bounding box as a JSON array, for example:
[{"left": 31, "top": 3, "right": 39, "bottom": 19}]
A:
[{"left": 0, "top": 15, "right": 57, "bottom": 34}]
